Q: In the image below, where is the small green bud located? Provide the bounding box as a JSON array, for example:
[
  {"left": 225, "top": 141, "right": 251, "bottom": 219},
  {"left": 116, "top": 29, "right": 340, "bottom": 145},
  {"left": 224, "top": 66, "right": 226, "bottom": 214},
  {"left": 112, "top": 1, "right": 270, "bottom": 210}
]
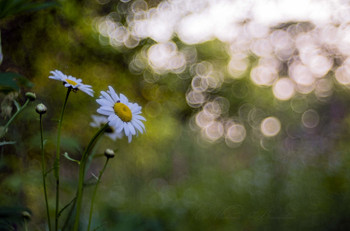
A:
[
  {"left": 22, "top": 211, "right": 31, "bottom": 220},
  {"left": 35, "top": 103, "right": 47, "bottom": 114},
  {"left": 25, "top": 92, "right": 36, "bottom": 101},
  {"left": 104, "top": 149, "right": 115, "bottom": 159}
]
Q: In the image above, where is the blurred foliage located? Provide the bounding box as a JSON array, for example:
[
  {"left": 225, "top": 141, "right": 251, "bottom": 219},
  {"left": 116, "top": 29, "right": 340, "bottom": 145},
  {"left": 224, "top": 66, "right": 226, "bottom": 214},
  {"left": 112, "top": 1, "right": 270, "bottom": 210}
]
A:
[
  {"left": 0, "top": 0, "right": 58, "bottom": 21},
  {"left": 1, "top": 0, "right": 350, "bottom": 231}
]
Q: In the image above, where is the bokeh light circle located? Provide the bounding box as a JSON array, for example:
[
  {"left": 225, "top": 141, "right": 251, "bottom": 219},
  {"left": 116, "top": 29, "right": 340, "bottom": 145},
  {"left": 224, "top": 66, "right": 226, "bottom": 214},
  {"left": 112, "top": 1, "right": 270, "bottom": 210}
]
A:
[{"left": 260, "top": 117, "right": 281, "bottom": 137}]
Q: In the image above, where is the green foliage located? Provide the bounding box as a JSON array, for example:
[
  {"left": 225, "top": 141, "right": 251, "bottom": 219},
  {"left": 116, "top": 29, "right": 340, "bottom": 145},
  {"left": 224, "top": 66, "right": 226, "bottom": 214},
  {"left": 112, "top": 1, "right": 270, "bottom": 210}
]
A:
[
  {"left": 0, "top": 0, "right": 59, "bottom": 20},
  {"left": 0, "top": 72, "right": 33, "bottom": 93}
]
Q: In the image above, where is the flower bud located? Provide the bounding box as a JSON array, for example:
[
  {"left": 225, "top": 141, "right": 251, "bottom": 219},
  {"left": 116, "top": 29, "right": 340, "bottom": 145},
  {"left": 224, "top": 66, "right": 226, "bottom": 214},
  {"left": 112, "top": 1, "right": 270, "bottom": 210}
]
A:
[
  {"left": 104, "top": 149, "right": 115, "bottom": 159},
  {"left": 25, "top": 92, "right": 36, "bottom": 101},
  {"left": 22, "top": 211, "right": 31, "bottom": 220},
  {"left": 35, "top": 103, "right": 47, "bottom": 115}
]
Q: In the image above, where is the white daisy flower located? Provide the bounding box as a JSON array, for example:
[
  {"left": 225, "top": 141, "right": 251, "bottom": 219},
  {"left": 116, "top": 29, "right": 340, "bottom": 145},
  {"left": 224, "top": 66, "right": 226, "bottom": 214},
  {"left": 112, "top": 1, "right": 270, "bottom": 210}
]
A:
[
  {"left": 96, "top": 86, "right": 145, "bottom": 142},
  {"left": 49, "top": 70, "right": 94, "bottom": 97},
  {"left": 90, "top": 115, "right": 123, "bottom": 141}
]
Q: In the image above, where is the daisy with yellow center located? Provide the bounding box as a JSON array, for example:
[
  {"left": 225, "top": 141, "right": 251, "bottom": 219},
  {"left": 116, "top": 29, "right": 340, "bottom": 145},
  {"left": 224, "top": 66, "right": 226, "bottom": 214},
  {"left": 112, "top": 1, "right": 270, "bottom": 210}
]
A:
[
  {"left": 90, "top": 115, "right": 123, "bottom": 141},
  {"left": 49, "top": 70, "right": 94, "bottom": 97},
  {"left": 96, "top": 86, "right": 145, "bottom": 142}
]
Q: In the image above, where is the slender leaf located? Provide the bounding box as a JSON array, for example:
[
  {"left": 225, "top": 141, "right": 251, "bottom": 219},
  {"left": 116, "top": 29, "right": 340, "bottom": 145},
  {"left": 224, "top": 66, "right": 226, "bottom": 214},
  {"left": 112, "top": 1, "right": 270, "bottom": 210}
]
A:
[
  {"left": 13, "top": 100, "right": 20, "bottom": 112},
  {"left": 63, "top": 152, "right": 80, "bottom": 165},
  {"left": 0, "top": 140, "right": 16, "bottom": 146}
]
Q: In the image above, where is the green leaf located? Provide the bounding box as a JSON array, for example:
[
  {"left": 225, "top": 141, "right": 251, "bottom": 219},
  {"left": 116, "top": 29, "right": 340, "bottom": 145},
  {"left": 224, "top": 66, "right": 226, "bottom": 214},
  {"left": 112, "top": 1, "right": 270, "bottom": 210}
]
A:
[
  {"left": 18, "top": 2, "right": 60, "bottom": 14},
  {"left": 0, "top": 126, "right": 8, "bottom": 138},
  {"left": 0, "top": 0, "right": 60, "bottom": 20},
  {"left": 58, "top": 197, "right": 76, "bottom": 217},
  {"left": 0, "top": 72, "right": 33, "bottom": 93},
  {"left": 63, "top": 152, "right": 80, "bottom": 165}
]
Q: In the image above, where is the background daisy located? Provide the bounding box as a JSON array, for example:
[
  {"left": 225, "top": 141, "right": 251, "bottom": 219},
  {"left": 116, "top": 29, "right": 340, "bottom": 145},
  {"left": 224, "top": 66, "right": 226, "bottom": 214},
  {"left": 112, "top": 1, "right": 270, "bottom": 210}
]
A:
[
  {"left": 90, "top": 115, "right": 123, "bottom": 141},
  {"left": 49, "top": 70, "right": 94, "bottom": 96}
]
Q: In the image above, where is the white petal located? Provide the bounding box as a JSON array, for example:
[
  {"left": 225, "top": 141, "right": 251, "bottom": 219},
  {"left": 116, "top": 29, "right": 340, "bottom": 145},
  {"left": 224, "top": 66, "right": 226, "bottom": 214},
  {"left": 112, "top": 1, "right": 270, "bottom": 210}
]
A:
[
  {"left": 134, "top": 115, "right": 146, "bottom": 121},
  {"left": 116, "top": 123, "right": 124, "bottom": 133},
  {"left": 100, "top": 106, "right": 114, "bottom": 112},
  {"left": 133, "top": 118, "right": 145, "bottom": 130},
  {"left": 131, "top": 120, "right": 143, "bottom": 133},
  {"left": 96, "top": 98, "right": 112, "bottom": 106},
  {"left": 119, "top": 93, "right": 129, "bottom": 104},
  {"left": 97, "top": 108, "right": 113, "bottom": 116},
  {"left": 124, "top": 123, "right": 130, "bottom": 136},
  {"left": 100, "top": 91, "right": 114, "bottom": 103},
  {"left": 128, "top": 123, "right": 136, "bottom": 135},
  {"left": 108, "top": 86, "right": 120, "bottom": 102}
]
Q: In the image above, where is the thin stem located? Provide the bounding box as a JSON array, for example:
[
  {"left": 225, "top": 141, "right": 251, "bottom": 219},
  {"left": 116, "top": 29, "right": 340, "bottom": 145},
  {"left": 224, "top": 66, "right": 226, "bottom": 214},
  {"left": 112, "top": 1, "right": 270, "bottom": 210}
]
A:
[
  {"left": 54, "top": 88, "right": 71, "bottom": 231},
  {"left": 40, "top": 114, "right": 52, "bottom": 231},
  {"left": 87, "top": 158, "right": 109, "bottom": 231},
  {"left": 73, "top": 123, "right": 109, "bottom": 231},
  {"left": 1, "top": 99, "right": 29, "bottom": 137},
  {"left": 24, "top": 219, "right": 28, "bottom": 231}
]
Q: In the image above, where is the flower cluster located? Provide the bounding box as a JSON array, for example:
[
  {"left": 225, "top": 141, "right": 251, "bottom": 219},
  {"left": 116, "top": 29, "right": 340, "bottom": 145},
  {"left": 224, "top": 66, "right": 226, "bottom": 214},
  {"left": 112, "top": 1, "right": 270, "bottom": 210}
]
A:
[{"left": 50, "top": 70, "right": 145, "bottom": 143}]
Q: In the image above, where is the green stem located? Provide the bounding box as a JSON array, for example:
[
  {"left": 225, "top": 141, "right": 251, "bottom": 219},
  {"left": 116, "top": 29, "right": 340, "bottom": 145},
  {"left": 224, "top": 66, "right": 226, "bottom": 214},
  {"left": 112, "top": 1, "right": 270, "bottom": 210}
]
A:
[
  {"left": 24, "top": 219, "right": 28, "bottom": 231},
  {"left": 55, "top": 88, "right": 71, "bottom": 231},
  {"left": 61, "top": 139, "right": 101, "bottom": 231},
  {"left": 87, "top": 158, "right": 109, "bottom": 231},
  {"left": 73, "top": 123, "right": 109, "bottom": 231},
  {"left": 40, "top": 114, "right": 52, "bottom": 231},
  {"left": 1, "top": 99, "right": 29, "bottom": 137}
]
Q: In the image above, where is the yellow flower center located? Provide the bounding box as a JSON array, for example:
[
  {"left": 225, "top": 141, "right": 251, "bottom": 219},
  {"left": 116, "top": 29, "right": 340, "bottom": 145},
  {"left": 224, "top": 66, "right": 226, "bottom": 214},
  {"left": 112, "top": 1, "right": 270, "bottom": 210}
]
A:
[
  {"left": 114, "top": 102, "right": 132, "bottom": 122},
  {"left": 65, "top": 79, "right": 78, "bottom": 86}
]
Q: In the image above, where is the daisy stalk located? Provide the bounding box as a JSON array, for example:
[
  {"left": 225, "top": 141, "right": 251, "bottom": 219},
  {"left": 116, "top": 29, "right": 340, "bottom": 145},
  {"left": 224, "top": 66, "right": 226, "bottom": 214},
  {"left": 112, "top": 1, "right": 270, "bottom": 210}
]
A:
[
  {"left": 87, "top": 149, "right": 114, "bottom": 231},
  {"left": 73, "top": 123, "right": 109, "bottom": 231},
  {"left": 48, "top": 70, "right": 94, "bottom": 230},
  {"left": 74, "top": 86, "right": 145, "bottom": 230},
  {"left": 36, "top": 104, "right": 51, "bottom": 231},
  {"left": 54, "top": 87, "right": 71, "bottom": 231}
]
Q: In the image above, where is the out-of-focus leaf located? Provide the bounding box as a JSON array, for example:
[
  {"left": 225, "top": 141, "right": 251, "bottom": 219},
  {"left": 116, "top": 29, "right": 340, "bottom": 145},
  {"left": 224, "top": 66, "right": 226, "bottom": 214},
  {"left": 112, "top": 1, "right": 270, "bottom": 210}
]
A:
[
  {"left": 0, "top": 72, "right": 33, "bottom": 93},
  {"left": 0, "top": 140, "right": 16, "bottom": 146},
  {"left": 0, "top": 126, "right": 8, "bottom": 138},
  {"left": 0, "top": 0, "right": 59, "bottom": 20},
  {"left": 58, "top": 197, "right": 76, "bottom": 218}
]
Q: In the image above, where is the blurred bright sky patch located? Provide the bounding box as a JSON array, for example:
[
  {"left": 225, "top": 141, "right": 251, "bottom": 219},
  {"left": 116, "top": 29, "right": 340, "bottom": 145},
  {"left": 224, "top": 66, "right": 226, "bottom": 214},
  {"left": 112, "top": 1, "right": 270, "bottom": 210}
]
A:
[{"left": 94, "top": 0, "right": 350, "bottom": 145}]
